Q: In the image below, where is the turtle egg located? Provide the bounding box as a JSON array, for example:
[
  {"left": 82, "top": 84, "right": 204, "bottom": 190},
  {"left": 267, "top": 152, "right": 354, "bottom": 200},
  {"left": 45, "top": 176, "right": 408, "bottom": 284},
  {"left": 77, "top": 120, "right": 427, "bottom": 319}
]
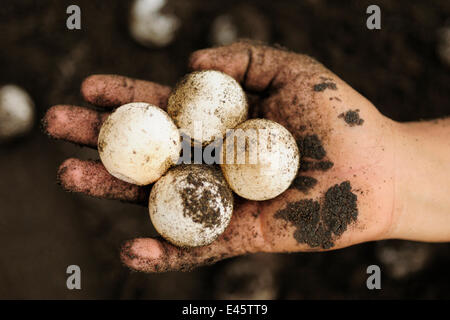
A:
[
  {"left": 98, "top": 102, "right": 181, "bottom": 185},
  {"left": 149, "top": 164, "right": 233, "bottom": 247},
  {"left": 167, "top": 70, "right": 248, "bottom": 146},
  {"left": 220, "top": 119, "right": 300, "bottom": 201},
  {"left": 0, "top": 85, "right": 34, "bottom": 141},
  {"left": 129, "top": 0, "right": 180, "bottom": 48}
]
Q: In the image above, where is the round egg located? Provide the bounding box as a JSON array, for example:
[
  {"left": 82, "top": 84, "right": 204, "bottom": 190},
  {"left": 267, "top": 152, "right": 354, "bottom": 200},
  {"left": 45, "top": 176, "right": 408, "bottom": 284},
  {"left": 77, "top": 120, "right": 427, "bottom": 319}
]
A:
[
  {"left": 220, "top": 119, "right": 300, "bottom": 201},
  {"left": 98, "top": 102, "right": 181, "bottom": 185},
  {"left": 0, "top": 85, "right": 34, "bottom": 141},
  {"left": 167, "top": 70, "right": 248, "bottom": 146},
  {"left": 149, "top": 164, "right": 233, "bottom": 247},
  {"left": 129, "top": 0, "right": 180, "bottom": 48}
]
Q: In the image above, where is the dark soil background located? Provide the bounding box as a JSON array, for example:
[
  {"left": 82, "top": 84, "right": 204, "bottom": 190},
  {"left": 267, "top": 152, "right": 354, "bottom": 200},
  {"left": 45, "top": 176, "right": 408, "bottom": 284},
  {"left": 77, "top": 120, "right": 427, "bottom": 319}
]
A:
[{"left": 0, "top": 0, "right": 449, "bottom": 299}]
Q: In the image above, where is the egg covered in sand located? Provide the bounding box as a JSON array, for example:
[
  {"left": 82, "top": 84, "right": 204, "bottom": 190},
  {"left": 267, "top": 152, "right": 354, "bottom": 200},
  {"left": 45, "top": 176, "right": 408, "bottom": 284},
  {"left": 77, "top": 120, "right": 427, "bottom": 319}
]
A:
[
  {"left": 98, "top": 102, "right": 181, "bottom": 185},
  {"left": 167, "top": 70, "right": 248, "bottom": 146},
  {"left": 149, "top": 164, "right": 234, "bottom": 247}
]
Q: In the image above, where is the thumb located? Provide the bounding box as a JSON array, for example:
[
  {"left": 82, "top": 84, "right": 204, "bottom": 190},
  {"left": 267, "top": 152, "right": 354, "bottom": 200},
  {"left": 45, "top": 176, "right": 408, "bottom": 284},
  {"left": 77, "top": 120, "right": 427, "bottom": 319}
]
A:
[{"left": 188, "top": 40, "right": 291, "bottom": 92}]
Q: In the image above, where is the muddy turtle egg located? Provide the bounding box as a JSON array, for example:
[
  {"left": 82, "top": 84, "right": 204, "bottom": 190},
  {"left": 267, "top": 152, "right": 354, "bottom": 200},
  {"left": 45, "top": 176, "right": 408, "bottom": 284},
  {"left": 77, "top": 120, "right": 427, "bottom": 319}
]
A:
[
  {"left": 0, "top": 85, "right": 34, "bottom": 141},
  {"left": 98, "top": 102, "right": 181, "bottom": 185},
  {"left": 167, "top": 70, "right": 248, "bottom": 146},
  {"left": 149, "top": 164, "right": 233, "bottom": 247},
  {"left": 220, "top": 119, "right": 300, "bottom": 201}
]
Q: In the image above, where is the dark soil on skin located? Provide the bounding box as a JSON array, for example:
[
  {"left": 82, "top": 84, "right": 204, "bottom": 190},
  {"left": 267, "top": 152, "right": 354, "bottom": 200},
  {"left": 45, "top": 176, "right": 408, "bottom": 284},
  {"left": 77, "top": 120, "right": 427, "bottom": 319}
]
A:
[
  {"left": 339, "top": 109, "right": 365, "bottom": 126},
  {"left": 275, "top": 181, "right": 358, "bottom": 249},
  {"left": 296, "top": 134, "right": 327, "bottom": 160},
  {"left": 291, "top": 175, "right": 318, "bottom": 193},
  {"left": 299, "top": 160, "right": 334, "bottom": 172},
  {"left": 288, "top": 133, "right": 353, "bottom": 248},
  {"left": 293, "top": 134, "right": 333, "bottom": 193},
  {"left": 313, "top": 81, "right": 337, "bottom": 92}
]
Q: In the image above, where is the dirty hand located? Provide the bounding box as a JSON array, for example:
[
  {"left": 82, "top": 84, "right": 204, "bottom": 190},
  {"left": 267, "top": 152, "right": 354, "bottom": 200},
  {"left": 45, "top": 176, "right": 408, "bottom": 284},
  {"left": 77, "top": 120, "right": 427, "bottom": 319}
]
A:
[{"left": 43, "top": 41, "right": 450, "bottom": 272}]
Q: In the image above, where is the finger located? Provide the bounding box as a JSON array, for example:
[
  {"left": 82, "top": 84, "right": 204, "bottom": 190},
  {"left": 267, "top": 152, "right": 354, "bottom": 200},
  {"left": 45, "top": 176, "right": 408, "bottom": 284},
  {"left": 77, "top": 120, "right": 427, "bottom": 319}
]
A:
[
  {"left": 188, "top": 40, "right": 296, "bottom": 92},
  {"left": 42, "top": 105, "right": 109, "bottom": 148},
  {"left": 120, "top": 202, "right": 266, "bottom": 272},
  {"left": 81, "top": 74, "right": 171, "bottom": 109},
  {"left": 57, "top": 158, "right": 149, "bottom": 204}
]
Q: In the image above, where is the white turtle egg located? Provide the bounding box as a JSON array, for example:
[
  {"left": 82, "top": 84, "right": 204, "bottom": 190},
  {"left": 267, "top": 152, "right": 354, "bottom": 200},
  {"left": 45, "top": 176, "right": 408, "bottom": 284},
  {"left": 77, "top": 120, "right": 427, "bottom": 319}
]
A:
[
  {"left": 220, "top": 119, "right": 300, "bottom": 201},
  {"left": 0, "top": 85, "right": 34, "bottom": 141},
  {"left": 167, "top": 70, "right": 248, "bottom": 146},
  {"left": 129, "top": 0, "right": 180, "bottom": 47},
  {"left": 98, "top": 102, "right": 181, "bottom": 185},
  {"left": 149, "top": 164, "right": 233, "bottom": 247}
]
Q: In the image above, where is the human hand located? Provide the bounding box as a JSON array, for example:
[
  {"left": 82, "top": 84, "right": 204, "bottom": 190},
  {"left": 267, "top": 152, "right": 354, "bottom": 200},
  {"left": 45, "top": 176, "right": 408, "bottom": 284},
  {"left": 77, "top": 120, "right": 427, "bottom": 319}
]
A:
[{"left": 43, "top": 41, "right": 425, "bottom": 272}]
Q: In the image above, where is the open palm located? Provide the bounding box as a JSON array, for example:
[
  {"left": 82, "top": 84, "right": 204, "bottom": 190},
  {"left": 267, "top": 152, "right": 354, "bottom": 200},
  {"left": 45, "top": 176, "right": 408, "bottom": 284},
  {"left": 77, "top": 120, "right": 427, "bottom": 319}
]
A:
[{"left": 44, "top": 41, "right": 397, "bottom": 272}]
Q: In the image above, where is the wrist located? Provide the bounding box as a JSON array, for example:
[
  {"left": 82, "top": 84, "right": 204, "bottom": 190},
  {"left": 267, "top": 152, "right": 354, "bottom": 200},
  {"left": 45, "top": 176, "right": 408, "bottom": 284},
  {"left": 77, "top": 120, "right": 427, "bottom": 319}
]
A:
[{"left": 389, "top": 119, "right": 450, "bottom": 241}]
